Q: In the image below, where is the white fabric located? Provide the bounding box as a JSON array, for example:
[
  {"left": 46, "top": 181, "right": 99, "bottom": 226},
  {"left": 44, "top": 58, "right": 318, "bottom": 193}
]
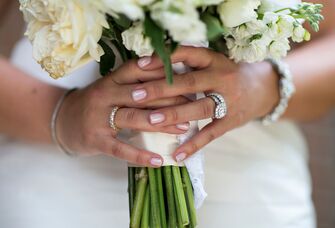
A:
[{"left": 0, "top": 38, "right": 316, "bottom": 228}]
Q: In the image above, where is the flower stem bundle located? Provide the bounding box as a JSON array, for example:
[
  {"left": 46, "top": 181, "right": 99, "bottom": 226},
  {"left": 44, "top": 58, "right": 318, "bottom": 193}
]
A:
[{"left": 129, "top": 167, "right": 197, "bottom": 228}]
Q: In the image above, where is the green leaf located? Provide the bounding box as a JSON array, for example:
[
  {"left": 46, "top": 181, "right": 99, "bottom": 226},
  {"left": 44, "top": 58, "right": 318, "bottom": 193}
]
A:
[
  {"left": 144, "top": 15, "right": 174, "bottom": 84},
  {"left": 201, "top": 12, "right": 225, "bottom": 41},
  {"left": 114, "top": 14, "right": 132, "bottom": 30},
  {"left": 98, "top": 39, "right": 116, "bottom": 76}
]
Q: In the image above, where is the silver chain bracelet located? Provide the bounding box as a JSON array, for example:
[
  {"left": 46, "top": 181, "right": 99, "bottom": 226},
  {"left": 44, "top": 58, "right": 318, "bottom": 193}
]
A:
[
  {"left": 262, "top": 59, "right": 296, "bottom": 126},
  {"left": 50, "top": 89, "right": 77, "bottom": 156}
]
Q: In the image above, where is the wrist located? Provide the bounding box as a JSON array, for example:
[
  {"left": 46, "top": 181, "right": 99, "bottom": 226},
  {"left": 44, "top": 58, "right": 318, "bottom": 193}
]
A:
[{"left": 242, "top": 62, "right": 280, "bottom": 119}]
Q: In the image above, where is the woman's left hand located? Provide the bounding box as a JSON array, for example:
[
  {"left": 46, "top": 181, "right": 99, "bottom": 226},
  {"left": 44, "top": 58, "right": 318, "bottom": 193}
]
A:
[{"left": 134, "top": 46, "right": 280, "bottom": 162}]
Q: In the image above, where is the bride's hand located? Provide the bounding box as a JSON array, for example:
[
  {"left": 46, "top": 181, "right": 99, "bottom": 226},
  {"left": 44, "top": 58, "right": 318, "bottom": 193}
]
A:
[
  {"left": 135, "top": 46, "right": 280, "bottom": 162},
  {"left": 56, "top": 60, "right": 189, "bottom": 167}
]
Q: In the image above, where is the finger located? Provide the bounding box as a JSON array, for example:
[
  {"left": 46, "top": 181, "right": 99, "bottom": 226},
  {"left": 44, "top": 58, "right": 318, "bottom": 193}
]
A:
[
  {"left": 110, "top": 59, "right": 165, "bottom": 84},
  {"left": 130, "top": 70, "right": 219, "bottom": 104},
  {"left": 137, "top": 46, "right": 214, "bottom": 71},
  {"left": 148, "top": 97, "right": 215, "bottom": 126},
  {"left": 101, "top": 138, "right": 164, "bottom": 167},
  {"left": 172, "top": 118, "right": 236, "bottom": 162},
  {"left": 145, "top": 96, "right": 190, "bottom": 109},
  {"left": 115, "top": 108, "right": 190, "bottom": 134}
]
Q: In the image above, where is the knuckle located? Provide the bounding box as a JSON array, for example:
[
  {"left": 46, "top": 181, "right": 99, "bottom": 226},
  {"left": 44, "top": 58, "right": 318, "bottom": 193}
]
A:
[
  {"left": 124, "top": 108, "right": 137, "bottom": 123},
  {"left": 167, "top": 108, "right": 179, "bottom": 122},
  {"left": 110, "top": 141, "right": 123, "bottom": 158},
  {"left": 134, "top": 151, "right": 146, "bottom": 165},
  {"left": 147, "top": 83, "right": 164, "bottom": 99},
  {"left": 201, "top": 101, "right": 214, "bottom": 118},
  {"left": 188, "top": 141, "right": 199, "bottom": 153},
  {"left": 183, "top": 74, "right": 197, "bottom": 89}
]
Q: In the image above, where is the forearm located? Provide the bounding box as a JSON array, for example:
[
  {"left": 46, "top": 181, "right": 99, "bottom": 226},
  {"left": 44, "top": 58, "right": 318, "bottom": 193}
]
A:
[
  {"left": 0, "top": 57, "right": 64, "bottom": 143},
  {"left": 283, "top": 32, "right": 335, "bottom": 121}
]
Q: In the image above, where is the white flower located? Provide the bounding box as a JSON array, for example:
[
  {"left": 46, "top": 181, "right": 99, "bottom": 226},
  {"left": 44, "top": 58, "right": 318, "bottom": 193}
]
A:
[
  {"left": 268, "top": 38, "right": 290, "bottom": 59},
  {"left": 259, "top": 0, "right": 301, "bottom": 13},
  {"left": 20, "top": 0, "right": 108, "bottom": 79},
  {"left": 277, "top": 15, "right": 295, "bottom": 38},
  {"left": 193, "top": 0, "right": 225, "bottom": 6},
  {"left": 226, "top": 36, "right": 268, "bottom": 63},
  {"left": 150, "top": 0, "right": 207, "bottom": 43},
  {"left": 218, "top": 0, "right": 261, "bottom": 28},
  {"left": 292, "top": 25, "right": 306, "bottom": 42},
  {"left": 103, "top": 0, "right": 154, "bottom": 20},
  {"left": 122, "top": 22, "right": 154, "bottom": 57}
]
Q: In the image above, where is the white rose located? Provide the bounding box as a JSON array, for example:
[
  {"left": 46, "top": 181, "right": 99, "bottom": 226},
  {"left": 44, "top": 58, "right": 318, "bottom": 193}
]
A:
[
  {"left": 218, "top": 0, "right": 261, "bottom": 28},
  {"left": 20, "top": 0, "right": 108, "bottom": 79},
  {"left": 150, "top": 0, "right": 207, "bottom": 43},
  {"left": 122, "top": 22, "right": 154, "bottom": 57},
  {"left": 268, "top": 38, "right": 290, "bottom": 59},
  {"left": 259, "top": 0, "right": 301, "bottom": 13}
]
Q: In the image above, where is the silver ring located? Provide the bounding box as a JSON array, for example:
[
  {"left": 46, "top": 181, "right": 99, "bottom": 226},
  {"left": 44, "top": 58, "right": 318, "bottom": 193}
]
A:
[
  {"left": 109, "top": 106, "right": 121, "bottom": 131},
  {"left": 206, "top": 92, "right": 227, "bottom": 119}
]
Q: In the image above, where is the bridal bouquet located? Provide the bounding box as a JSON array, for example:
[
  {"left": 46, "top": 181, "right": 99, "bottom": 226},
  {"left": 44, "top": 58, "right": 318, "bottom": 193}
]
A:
[{"left": 20, "top": 0, "right": 323, "bottom": 227}]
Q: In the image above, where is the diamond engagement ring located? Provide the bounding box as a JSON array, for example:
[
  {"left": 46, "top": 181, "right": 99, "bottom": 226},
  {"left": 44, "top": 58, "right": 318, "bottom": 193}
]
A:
[
  {"left": 109, "top": 106, "right": 121, "bottom": 131},
  {"left": 206, "top": 92, "right": 228, "bottom": 120}
]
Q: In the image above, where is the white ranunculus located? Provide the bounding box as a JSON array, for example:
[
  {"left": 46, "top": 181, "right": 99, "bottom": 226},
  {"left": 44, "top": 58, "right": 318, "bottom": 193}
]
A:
[
  {"left": 122, "top": 22, "right": 154, "bottom": 57},
  {"left": 150, "top": 0, "right": 207, "bottom": 43},
  {"left": 259, "top": 0, "right": 301, "bottom": 13},
  {"left": 218, "top": 0, "right": 261, "bottom": 28},
  {"left": 20, "top": 0, "right": 108, "bottom": 79},
  {"left": 103, "top": 0, "right": 154, "bottom": 20},
  {"left": 268, "top": 38, "right": 290, "bottom": 59}
]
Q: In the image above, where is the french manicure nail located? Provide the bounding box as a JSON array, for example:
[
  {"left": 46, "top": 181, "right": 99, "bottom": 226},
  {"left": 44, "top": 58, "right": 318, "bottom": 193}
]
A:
[
  {"left": 150, "top": 113, "right": 165, "bottom": 124},
  {"left": 176, "top": 152, "right": 187, "bottom": 162},
  {"left": 138, "top": 57, "right": 152, "bottom": 68},
  {"left": 176, "top": 123, "right": 190, "bottom": 131},
  {"left": 132, "top": 89, "right": 147, "bottom": 101},
  {"left": 150, "top": 158, "right": 163, "bottom": 167}
]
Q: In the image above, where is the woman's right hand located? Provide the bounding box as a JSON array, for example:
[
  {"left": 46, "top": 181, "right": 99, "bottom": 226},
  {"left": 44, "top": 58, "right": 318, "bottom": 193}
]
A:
[{"left": 56, "top": 60, "right": 190, "bottom": 167}]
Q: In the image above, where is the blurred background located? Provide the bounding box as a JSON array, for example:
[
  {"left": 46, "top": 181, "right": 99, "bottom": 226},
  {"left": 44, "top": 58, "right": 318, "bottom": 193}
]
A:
[{"left": 1, "top": 1, "right": 334, "bottom": 228}]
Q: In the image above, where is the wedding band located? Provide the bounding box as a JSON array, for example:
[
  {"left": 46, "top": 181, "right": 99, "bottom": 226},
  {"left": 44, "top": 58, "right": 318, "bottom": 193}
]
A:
[
  {"left": 109, "top": 106, "right": 121, "bottom": 131},
  {"left": 206, "top": 92, "right": 227, "bottom": 119}
]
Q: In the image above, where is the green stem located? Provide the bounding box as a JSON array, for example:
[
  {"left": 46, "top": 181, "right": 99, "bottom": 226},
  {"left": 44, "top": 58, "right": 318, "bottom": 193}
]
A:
[
  {"left": 174, "top": 184, "right": 184, "bottom": 228},
  {"left": 130, "top": 168, "right": 148, "bottom": 228},
  {"left": 172, "top": 166, "right": 190, "bottom": 226},
  {"left": 156, "top": 168, "right": 167, "bottom": 228},
  {"left": 148, "top": 168, "right": 162, "bottom": 227},
  {"left": 181, "top": 167, "right": 197, "bottom": 228},
  {"left": 140, "top": 187, "right": 150, "bottom": 228},
  {"left": 128, "top": 167, "right": 136, "bottom": 217},
  {"left": 163, "top": 166, "right": 177, "bottom": 228}
]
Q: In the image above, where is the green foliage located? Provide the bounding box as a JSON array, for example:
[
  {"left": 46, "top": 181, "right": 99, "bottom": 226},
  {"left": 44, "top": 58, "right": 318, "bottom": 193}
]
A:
[
  {"left": 98, "top": 39, "right": 116, "bottom": 76},
  {"left": 201, "top": 12, "right": 225, "bottom": 41},
  {"left": 144, "top": 15, "right": 174, "bottom": 84}
]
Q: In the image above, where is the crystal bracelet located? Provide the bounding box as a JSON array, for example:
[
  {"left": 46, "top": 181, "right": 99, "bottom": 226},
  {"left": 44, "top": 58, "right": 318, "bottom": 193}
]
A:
[
  {"left": 262, "top": 59, "right": 296, "bottom": 125},
  {"left": 50, "top": 88, "right": 77, "bottom": 156}
]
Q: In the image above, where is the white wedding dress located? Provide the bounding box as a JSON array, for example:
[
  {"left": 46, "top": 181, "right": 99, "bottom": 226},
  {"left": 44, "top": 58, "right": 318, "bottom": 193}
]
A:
[{"left": 0, "top": 38, "right": 316, "bottom": 228}]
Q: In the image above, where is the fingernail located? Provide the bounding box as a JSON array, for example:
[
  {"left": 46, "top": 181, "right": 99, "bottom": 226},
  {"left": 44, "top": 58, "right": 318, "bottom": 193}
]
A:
[
  {"left": 150, "top": 113, "right": 165, "bottom": 124},
  {"left": 138, "top": 57, "right": 152, "bottom": 68},
  {"left": 132, "top": 89, "right": 147, "bottom": 101},
  {"left": 176, "top": 123, "right": 190, "bottom": 131},
  {"left": 150, "top": 158, "right": 163, "bottom": 167},
  {"left": 176, "top": 152, "right": 187, "bottom": 162}
]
